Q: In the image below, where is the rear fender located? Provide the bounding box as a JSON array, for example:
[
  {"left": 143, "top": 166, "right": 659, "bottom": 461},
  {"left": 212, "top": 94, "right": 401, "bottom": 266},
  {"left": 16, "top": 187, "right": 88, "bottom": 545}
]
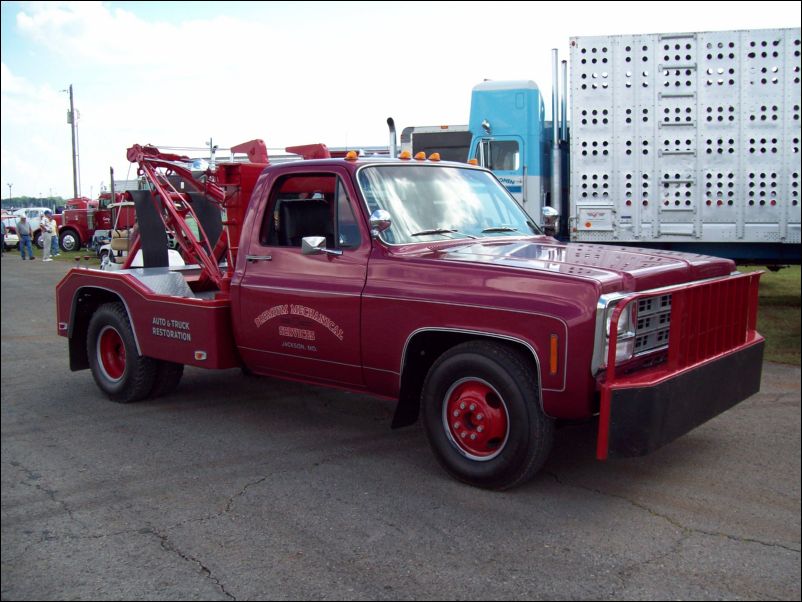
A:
[{"left": 65, "top": 287, "right": 139, "bottom": 371}]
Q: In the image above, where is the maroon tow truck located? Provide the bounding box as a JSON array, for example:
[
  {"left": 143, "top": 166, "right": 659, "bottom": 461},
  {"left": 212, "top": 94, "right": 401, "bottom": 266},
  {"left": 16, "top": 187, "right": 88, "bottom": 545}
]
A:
[{"left": 56, "top": 141, "right": 764, "bottom": 489}]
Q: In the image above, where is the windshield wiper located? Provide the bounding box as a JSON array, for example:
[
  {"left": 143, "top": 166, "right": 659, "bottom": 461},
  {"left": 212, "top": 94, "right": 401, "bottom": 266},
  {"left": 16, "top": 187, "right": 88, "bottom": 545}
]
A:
[
  {"left": 410, "top": 228, "right": 477, "bottom": 239},
  {"left": 481, "top": 226, "right": 518, "bottom": 233}
]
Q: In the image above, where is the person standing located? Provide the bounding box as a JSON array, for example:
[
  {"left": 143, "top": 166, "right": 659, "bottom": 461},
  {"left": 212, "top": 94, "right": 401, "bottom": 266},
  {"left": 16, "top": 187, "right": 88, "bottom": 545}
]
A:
[
  {"left": 17, "top": 215, "right": 34, "bottom": 260},
  {"left": 50, "top": 215, "right": 60, "bottom": 257},
  {"left": 41, "top": 209, "right": 54, "bottom": 262}
]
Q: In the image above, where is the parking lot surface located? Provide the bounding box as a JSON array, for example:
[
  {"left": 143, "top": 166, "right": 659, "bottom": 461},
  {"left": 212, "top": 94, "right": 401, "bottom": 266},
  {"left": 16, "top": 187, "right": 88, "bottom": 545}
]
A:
[{"left": 2, "top": 257, "right": 800, "bottom": 600}]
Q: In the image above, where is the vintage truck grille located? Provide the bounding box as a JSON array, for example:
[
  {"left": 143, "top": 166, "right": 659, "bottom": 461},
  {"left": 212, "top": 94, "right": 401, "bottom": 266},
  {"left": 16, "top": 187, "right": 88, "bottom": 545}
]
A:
[{"left": 634, "top": 293, "right": 672, "bottom": 355}]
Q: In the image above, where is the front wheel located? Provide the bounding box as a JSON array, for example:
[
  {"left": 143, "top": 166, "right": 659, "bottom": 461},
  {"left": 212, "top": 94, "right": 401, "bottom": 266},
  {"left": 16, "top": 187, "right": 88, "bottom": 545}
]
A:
[
  {"left": 59, "top": 229, "right": 80, "bottom": 252},
  {"left": 87, "top": 302, "right": 157, "bottom": 402},
  {"left": 421, "top": 341, "right": 553, "bottom": 490}
]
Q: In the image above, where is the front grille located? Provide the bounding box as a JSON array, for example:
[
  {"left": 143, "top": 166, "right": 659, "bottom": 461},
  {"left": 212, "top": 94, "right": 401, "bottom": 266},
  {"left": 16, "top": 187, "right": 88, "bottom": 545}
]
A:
[{"left": 634, "top": 293, "right": 672, "bottom": 355}]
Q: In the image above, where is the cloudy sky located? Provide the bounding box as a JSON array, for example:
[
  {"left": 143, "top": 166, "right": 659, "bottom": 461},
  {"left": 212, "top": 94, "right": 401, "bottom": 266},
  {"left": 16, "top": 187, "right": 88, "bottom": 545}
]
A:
[{"left": 1, "top": 1, "right": 800, "bottom": 199}]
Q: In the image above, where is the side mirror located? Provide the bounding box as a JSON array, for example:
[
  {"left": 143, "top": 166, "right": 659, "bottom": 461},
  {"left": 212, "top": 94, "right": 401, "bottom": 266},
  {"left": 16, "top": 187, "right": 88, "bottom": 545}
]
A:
[
  {"left": 542, "top": 206, "right": 559, "bottom": 237},
  {"left": 369, "top": 210, "right": 392, "bottom": 239},
  {"left": 301, "top": 236, "right": 342, "bottom": 256}
]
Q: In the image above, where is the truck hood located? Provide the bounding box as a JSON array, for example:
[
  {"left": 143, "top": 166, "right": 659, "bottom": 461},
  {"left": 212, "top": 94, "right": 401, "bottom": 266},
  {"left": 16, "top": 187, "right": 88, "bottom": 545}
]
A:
[{"left": 433, "top": 238, "right": 735, "bottom": 292}]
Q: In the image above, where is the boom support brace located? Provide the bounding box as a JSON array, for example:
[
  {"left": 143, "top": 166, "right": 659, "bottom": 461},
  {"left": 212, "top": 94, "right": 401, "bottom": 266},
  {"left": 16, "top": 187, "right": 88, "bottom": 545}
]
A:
[{"left": 125, "top": 142, "right": 267, "bottom": 292}]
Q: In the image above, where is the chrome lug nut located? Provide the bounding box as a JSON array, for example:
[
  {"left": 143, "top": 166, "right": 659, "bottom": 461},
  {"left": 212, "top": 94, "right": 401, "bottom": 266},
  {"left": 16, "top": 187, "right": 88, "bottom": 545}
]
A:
[
  {"left": 469, "top": 404, "right": 476, "bottom": 411},
  {"left": 477, "top": 425, "right": 484, "bottom": 433},
  {"left": 476, "top": 413, "right": 484, "bottom": 421},
  {"left": 470, "top": 434, "right": 477, "bottom": 440},
  {"left": 460, "top": 431, "right": 467, "bottom": 438},
  {"left": 453, "top": 410, "right": 461, "bottom": 417},
  {"left": 460, "top": 402, "right": 466, "bottom": 410},
  {"left": 453, "top": 422, "right": 461, "bottom": 430}
]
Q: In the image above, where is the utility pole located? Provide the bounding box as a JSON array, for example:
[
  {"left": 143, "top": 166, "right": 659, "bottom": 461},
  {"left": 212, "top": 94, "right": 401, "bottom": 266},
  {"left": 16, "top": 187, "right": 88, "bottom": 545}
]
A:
[
  {"left": 67, "top": 84, "right": 78, "bottom": 199},
  {"left": 6, "top": 183, "right": 12, "bottom": 200}
]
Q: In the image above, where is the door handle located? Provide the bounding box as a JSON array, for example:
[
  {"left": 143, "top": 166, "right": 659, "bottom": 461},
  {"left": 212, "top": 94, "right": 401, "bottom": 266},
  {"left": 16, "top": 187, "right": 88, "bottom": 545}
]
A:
[{"left": 246, "top": 254, "right": 272, "bottom": 263}]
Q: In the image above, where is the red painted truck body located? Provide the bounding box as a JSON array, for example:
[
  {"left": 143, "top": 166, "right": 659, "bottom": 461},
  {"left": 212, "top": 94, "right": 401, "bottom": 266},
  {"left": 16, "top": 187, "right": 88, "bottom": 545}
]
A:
[
  {"left": 59, "top": 193, "right": 132, "bottom": 251},
  {"left": 56, "top": 151, "right": 764, "bottom": 488}
]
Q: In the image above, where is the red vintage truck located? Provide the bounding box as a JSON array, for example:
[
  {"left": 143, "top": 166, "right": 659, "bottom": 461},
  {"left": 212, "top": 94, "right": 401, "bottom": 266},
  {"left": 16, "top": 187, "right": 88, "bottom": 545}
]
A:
[
  {"left": 56, "top": 142, "right": 764, "bottom": 489},
  {"left": 59, "top": 192, "right": 129, "bottom": 252}
]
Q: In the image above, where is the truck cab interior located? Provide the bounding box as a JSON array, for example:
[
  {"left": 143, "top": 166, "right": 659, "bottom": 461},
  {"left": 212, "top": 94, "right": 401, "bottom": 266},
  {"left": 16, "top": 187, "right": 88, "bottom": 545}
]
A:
[{"left": 260, "top": 174, "right": 361, "bottom": 250}]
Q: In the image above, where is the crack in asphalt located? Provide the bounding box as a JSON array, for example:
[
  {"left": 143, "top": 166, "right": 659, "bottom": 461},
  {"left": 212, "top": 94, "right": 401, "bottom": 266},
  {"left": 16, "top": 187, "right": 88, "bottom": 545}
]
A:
[
  {"left": 147, "top": 527, "right": 236, "bottom": 601},
  {"left": 609, "top": 531, "right": 693, "bottom": 598},
  {"left": 544, "top": 471, "right": 801, "bottom": 554},
  {"left": 224, "top": 476, "right": 269, "bottom": 514},
  {"left": 39, "top": 473, "right": 273, "bottom": 544},
  {"left": 9, "top": 460, "right": 90, "bottom": 530}
]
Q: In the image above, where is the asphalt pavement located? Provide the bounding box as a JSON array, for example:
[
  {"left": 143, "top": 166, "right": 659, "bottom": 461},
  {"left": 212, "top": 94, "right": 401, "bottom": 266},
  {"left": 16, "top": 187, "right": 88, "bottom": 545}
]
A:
[{"left": 1, "top": 254, "right": 800, "bottom": 600}]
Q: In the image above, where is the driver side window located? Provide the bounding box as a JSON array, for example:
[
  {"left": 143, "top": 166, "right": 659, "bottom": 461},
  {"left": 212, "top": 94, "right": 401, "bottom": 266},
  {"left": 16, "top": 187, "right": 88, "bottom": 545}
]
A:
[{"left": 260, "top": 174, "right": 361, "bottom": 249}]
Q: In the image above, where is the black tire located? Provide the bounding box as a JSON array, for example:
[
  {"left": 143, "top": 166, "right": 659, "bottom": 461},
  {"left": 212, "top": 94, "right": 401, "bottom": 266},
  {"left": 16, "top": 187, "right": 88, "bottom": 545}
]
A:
[
  {"left": 149, "top": 361, "right": 184, "bottom": 398},
  {"left": 34, "top": 230, "right": 44, "bottom": 249},
  {"left": 87, "top": 302, "right": 157, "bottom": 403},
  {"left": 421, "top": 340, "right": 554, "bottom": 490},
  {"left": 59, "top": 229, "right": 81, "bottom": 252}
]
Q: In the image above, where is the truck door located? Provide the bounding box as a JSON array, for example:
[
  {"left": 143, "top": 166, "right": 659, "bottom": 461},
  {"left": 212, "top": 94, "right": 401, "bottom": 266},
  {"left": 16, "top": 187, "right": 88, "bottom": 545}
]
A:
[
  {"left": 473, "top": 136, "right": 526, "bottom": 203},
  {"left": 236, "top": 168, "right": 369, "bottom": 386}
]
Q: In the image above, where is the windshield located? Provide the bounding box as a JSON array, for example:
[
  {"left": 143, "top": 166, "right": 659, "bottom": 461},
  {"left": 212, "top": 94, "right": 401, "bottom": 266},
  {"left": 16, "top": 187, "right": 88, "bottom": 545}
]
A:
[{"left": 357, "top": 165, "right": 541, "bottom": 245}]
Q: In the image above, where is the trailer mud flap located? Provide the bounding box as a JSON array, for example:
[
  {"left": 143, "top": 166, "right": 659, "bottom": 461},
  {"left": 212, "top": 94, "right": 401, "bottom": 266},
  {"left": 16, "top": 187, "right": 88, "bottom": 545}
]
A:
[{"left": 597, "top": 340, "right": 764, "bottom": 459}]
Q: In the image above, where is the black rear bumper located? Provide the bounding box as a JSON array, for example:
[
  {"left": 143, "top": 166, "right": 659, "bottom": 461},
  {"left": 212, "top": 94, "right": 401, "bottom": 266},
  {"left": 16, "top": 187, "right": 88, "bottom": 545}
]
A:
[{"left": 605, "top": 341, "right": 764, "bottom": 458}]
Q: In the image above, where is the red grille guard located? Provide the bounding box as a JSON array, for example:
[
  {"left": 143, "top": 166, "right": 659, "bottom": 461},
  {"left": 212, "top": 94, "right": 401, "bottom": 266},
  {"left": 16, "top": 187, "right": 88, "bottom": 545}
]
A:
[{"left": 596, "top": 271, "right": 763, "bottom": 460}]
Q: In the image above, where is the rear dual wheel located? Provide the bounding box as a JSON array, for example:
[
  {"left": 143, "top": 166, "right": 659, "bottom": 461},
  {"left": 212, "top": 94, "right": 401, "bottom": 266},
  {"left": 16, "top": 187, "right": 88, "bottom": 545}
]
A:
[
  {"left": 421, "top": 341, "right": 554, "bottom": 490},
  {"left": 87, "top": 303, "right": 183, "bottom": 402}
]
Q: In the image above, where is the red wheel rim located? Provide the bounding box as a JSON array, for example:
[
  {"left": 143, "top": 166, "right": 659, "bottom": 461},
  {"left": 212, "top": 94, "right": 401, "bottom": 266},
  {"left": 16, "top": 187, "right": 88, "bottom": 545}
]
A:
[
  {"left": 442, "top": 378, "right": 509, "bottom": 461},
  {"left": 98, "top": 326, "right": 126, "bottom": 381}
]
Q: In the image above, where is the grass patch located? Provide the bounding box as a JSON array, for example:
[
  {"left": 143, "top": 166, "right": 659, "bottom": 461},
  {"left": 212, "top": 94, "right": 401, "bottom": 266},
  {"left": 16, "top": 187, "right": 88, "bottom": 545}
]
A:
[
  {"left": 54, "top": 249, "right": 101, "bottom": 267},
  {"left": 739, "top": 265, "right": 800, "bottom": 365}
]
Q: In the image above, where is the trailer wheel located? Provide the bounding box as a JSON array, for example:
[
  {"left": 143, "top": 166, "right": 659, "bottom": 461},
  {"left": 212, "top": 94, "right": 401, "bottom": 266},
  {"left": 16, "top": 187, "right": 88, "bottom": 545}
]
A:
[
  {"left": 150, "top": 361, "right": 184, "bottom": 398},
  {"left": 421, "top": 341, "right": 553, "bottom": 490},
  {"left": 59, "top": 229, "right": 80, "bottom": 252},
  {"left": 87, "top": 302, "right": 156, "bottom": 403}
]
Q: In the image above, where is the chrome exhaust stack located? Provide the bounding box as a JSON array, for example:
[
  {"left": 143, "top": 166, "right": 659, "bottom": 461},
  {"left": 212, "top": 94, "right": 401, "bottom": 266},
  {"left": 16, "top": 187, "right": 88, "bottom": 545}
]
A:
[
  {"left": 387, "top": 117, "right": 397, "bottom": 158},
  {"left": 550, "top": 49, "right": 562, "bottom": 228}
]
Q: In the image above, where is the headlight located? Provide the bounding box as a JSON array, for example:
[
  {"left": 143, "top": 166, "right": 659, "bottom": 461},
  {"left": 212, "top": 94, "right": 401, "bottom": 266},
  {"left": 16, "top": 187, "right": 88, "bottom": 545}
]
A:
[
  {"left": 593, "top": 296, "right": 637, "bottom": 372},
  {"left": 605, "top": 301, "right": 635, "bottom": 365},
  {"left": 605, "top": 299, "right": 634, "bottom": 337}
]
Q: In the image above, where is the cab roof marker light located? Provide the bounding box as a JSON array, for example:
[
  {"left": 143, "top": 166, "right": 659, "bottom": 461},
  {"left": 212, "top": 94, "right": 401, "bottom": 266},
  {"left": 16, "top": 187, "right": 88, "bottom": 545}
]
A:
[
  {"left": 428, "top": 153, "right": 441, "bottom": 162},
  {"left": 468, "top": 158, "right": 479, "bottom": 166},
  {"left": 399, "top": 150, "right": 412, "bottom": 160},
  {"left": 414, "top": 152, "right": 427, "bottom": 161},
  {"left": 345, "top": 151, "right": 358, "bottom": 161}
]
